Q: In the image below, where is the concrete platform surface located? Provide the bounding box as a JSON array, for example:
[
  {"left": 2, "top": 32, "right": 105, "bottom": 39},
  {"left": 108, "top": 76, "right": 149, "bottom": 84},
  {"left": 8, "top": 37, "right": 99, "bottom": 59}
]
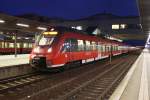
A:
[
  {"left": 0, "top": 54, "right": 29, "bottom": 67},
  {"left": 109, "top": 49, "right": 150, "bottom": 100}
]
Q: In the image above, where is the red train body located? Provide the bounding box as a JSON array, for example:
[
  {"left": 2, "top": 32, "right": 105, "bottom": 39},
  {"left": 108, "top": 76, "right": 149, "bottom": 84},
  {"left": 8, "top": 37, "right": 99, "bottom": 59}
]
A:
[{"left": 29, "top": 27, "right": 129, "bottom": 70}]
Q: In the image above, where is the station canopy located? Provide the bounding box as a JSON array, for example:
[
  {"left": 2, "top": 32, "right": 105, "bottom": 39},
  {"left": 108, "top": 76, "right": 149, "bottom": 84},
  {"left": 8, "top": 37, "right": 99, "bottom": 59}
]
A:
[{"left": 139, "top": 0, "right": 150, "bottom": 39}]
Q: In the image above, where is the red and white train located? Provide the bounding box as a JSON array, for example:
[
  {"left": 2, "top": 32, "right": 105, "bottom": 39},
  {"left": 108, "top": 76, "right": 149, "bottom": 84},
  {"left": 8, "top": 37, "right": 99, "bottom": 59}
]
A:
[
  {"left": 0, "top": 39, "right": 33, "bottom": 54},
  {"left": 29, "top": 27, "right": 131, "bottom": 70}
]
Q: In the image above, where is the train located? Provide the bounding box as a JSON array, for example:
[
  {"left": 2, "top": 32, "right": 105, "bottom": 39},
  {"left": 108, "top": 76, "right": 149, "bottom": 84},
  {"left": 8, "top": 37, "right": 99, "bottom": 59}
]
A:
[
  {"left": 0, "top": 34, "right": 33, "bottom": 54},
  {"left": 29, "top": 27, "right": 135, "bottom": 71}
]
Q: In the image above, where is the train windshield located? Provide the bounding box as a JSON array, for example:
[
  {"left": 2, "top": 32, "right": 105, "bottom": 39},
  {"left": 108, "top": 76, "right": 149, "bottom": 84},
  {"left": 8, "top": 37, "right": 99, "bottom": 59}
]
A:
[
  {"left": 36, "top": 31, "right": 58, "bottom": 46},
  {"left": 38, "top": 35, "right": 55, "bottom": 46}
]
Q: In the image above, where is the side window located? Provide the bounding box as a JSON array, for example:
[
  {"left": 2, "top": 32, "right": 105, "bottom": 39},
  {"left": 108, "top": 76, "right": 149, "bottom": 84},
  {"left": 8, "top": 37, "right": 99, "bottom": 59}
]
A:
[
  {"left": 103, "top": 45, "right": 106, "bottom": 52},
  {"left": 97, "top": 42, "right": 100, "bottom": 52},
  {"left": 116, "top": 46, "right": 118, "bottom": 51},
  {"left": 100, "top": 45, "right": 103, "bottom": 52},
  {"left": 9, "top": 43, "right": 14, "bottom": 48},
  {"left": 23, "top": 43, "right": 29, "bottom": 48},
  {"left": 118, "top": 46, "right": 121, "bottom": 50},
  {"left": 5, "top": 42, "right": 8, "bottom": 48},
  {"left": 0, "top": 41, "right": 1, "bottom": 48},
  {"left": 115, "top": 45, "right": 117, "bottom": 51},
  {"left": 29, "top": 43, "right": 33, "bottom": 48},
  {"left": 61, "top": 39, "right": 71, "bottom": 52},
  {"left": 105, "top": 45, "right": 108, "bottom": 52},
  {"left": 112, "top": 45, "right": 114, "bottom": 51},
  {"left": 91, "top": 41, "right": 96, "bottom": 51},
  {"left": 85, "top": 40, "right": 91, "bottom": 51},
  {"left": 17, "top": 43, "right": 20, "bottom": 48},
  {"left": 2, "top": 42, "right": 4, "bottom": 48},
  {"left": 108, "top": 45, "right": 111, "bottom": 51},
  {"left": 77, "top": 40, "right": 84, "bottom": 51},
  {"left": 62, "top": 38, "right": 81, "bottom": 52},
  {"left": 70, "top": 39, "right": 78, "bottom": 52}
]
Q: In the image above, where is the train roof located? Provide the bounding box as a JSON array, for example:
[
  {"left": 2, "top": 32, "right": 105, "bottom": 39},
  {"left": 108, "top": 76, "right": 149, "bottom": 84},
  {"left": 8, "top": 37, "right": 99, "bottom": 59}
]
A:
[
  {"left": 46, "top": 26, "right": 124, "bottom": 45},
  {"left": 47, "top": 26, "right": 87, "bottom": 34}
]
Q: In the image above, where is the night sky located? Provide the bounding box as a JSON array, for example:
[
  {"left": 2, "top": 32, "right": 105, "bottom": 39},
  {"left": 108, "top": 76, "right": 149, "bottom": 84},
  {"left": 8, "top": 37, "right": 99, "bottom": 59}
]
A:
[{"left": 0, "top": 0, "right": 139, "bottom": 19}]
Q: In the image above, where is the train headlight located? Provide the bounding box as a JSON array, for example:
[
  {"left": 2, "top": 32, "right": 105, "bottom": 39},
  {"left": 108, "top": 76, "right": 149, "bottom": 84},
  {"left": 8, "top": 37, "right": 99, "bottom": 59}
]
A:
[
  {"left": 33, "top": 47, "right": 40, "bottom": 53},
  {"left": 47, "top": 48, "right": 52, "bottom": 53}
]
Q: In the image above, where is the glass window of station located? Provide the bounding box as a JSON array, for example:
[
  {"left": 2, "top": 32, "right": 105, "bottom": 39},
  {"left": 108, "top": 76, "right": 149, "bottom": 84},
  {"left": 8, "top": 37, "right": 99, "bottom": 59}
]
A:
[{"left": 112, "top": 24, "right": 127, "bottom": 29}]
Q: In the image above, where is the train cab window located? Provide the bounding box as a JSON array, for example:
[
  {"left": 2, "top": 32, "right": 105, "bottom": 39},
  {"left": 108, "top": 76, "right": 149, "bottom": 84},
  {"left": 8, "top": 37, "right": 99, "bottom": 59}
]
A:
[
  {"left": 77, "top": 40, "right": 84, "bottom": 51},
  {"left": 37, "top": 33, "right": 56, "bottom": 46},
  {"left": 85, "top": 41, "right": 91, "bottom": 51}
]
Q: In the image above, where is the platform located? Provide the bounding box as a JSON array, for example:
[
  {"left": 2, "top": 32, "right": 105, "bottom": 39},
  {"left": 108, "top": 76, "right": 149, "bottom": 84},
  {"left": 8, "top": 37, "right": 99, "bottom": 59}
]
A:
[
  {"left": 110, "top": 49, "right": 150, "bottom": 100},
  {"left": 0, "top": 54, "right": 34, "bottom": 80},
  {"left": 0, "top": 54, "right": 29, "bottom": 67}
]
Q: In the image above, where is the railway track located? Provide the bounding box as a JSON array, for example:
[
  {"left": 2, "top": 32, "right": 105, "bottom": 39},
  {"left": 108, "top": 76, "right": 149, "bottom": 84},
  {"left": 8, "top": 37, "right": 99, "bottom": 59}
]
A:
[
  {"left": 61, "top": 57, "right": 135, "bottom": 100},
  {"left": 20, "top": 54, "right": 138, "bottom": 100},
  {"left": 57, "top": 56, "right": 136, "bottom": 100},
  {"left": 0, "top": 72, "right": 50, "bottom": 93},
  {"left": 0, "top": 54, "right": 139, "bottom": 100}
]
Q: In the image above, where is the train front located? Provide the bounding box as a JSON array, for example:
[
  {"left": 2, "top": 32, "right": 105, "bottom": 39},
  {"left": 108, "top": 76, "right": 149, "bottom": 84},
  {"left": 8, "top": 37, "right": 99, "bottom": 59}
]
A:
[{"left": 29, "top": 29, "right": 58, "bottom": 70}]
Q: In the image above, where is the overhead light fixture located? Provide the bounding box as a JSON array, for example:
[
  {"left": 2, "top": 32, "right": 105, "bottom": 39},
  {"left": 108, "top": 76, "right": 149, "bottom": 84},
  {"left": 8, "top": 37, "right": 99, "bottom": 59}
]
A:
[
  {"left": 112, "top": 24, "right": 119, "bottom": 29},
  {"left": 106, "top": 36, "right": 123, "bottom": 42},
  {"left": 37, "top": 27, "right": 47, "bottom": 31},
  {"left": 25, "top": 37, "right": 30, "bottom": 39},
  {"left": 17, "top": 37, "right": 21, "bottom": 39},
  {"left": 71, "top": 26, "right": 76, "bottom": 29},
  {"left": 0, "top": 19, "right": 5, "bottom": 23},
  {"left": 76, "top": 26, "right": 82, "bottom": 30},
  {"left": 16, "top": 23, "right": 29, "bottom": 27}
]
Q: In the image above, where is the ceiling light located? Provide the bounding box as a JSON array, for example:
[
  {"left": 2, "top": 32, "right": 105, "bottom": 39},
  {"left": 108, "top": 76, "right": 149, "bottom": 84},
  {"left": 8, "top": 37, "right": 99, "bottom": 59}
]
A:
[
  {"left": 0, "top": 19, "right": 5, "bottom": 23},
  {"left": 37, "top": 27, "right": 47, "bottom": 31},
  {"left": 16, "top": 23, "right": 29, "bottom": 27}
]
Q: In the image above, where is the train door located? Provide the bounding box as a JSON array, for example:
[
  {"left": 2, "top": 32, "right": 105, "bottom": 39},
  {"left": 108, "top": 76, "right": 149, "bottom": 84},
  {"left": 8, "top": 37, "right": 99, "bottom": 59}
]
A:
[
  {"left": 70, "top": 38, "right": 78, "bottom": 61},
  {"left": 63, "top": 38, "right": 74, "bottom": 62},
  {"left": 62, "top": 39, "right": 70, "bottom": 62}
]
